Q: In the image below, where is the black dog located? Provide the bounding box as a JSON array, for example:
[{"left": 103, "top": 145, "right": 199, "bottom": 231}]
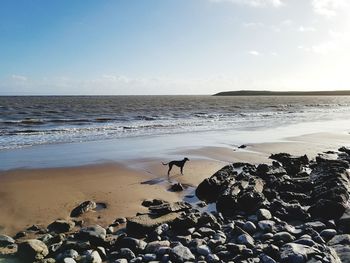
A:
[{"left": 162, "top": 157, "right": 189, "bottom": 176}]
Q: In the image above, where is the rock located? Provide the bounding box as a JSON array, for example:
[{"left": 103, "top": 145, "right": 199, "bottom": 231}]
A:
[
  {"left": 280, "top": 243, "right": 320, "bottom": 263},
  {"left": 197, "top": 245, "right": 211, "bottom": 256},
  {"left": 269, "top": 153, "right": 309, "bottom": 176},
  {"left": 196, "top": 165, "right": 236, "bottom": 203},
  {"left": 17, "top": 239, "right": 49, "bottom": 261},
  {"left": 148, "top": 201, "right": 192, "bottom": 215},
  {"left": 78, "top": 225, "right": 106, "bottom": 244},
  {"left": 260, "top": 253, "right": 277, "bottom": 263},
  {"left": 63, "top": 258, "right": 76, "bottom": 263},
  {"left": 0, "top": 235, "right": 15, "bottom": 247},
  {"left": 308, "top": 199, "right": 346, "bottom": 220},
  {"left": 238, "top": 144, "right": 247, "bottom": 149},
  {"left": 118, "top": 237, "right": 147, "bottom": 253},
  {"left": 258, "top": 220, "right": 276, "bottom": 232},
  {"left": 273, "top": 232, "right": 295, "bottom": 243},
  {"left": 119, "top": 248, "right": 136, "bottom": 260},
  {"left": 170, "top": 244, "right": 195, "bottom": 262},
  {"left": 141, "top": 199, "right": 167, "bottom": 207},
  {"left": 143, "top": 253, "right": 157, "bottom": 261},
  {"left": 145, "top": 240, "right": 170, "bottom": 253},
  {"left": 85, "top": 250, "right": 102, "bottom": 263},
  {"left": 70, "top": 201, "right": 96, "bottom": 217},
  {"left": 243, "top": 221, "right": 257, "bottom": 234},
  {"left": 169, "top": 183, "right": 184, "bottom": 192},
  {"left": 320, "top": 229, "right": 337, "bottom": 241},
  {"left": 114, "top": 259, "right": 128, "bottom": 263},
  {"left": 126, "top": 212, "right": 180, "bottom": 236},
  {"left": 48, "top": 219, "right": 75, "bottom": 233},
  {"left": 206, "top": 253, "right": 220, "bottom": 262},
  {"left": 237, "top": 234, "right": 255, "bottom": 248},
  {"left": 56, "top": 249, "right": 79, "bottom": 261},
  {"left": 338, "top": 208, "right": 350, "bottom": 233},
  {"left": 328, "top": 234, "right": 350, "bottom": 246},
  {"left": 257, "top": 209, "right": 272, "bottom": 220}
]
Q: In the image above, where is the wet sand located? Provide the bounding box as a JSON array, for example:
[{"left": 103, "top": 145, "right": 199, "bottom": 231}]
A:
[{"left": 0, "top": 131, "right": 349, "bottom": 236}]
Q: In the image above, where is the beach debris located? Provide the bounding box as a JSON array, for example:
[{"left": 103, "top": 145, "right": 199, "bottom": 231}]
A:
[
  {"left": 4, "top": 147, "right": 350, "bottom": 262},
  {"left": 70, "top": 200, "right": 97, "bottom": 217},
  {"left": 238, "top": 144, "right": 247, "bottom": 149}
]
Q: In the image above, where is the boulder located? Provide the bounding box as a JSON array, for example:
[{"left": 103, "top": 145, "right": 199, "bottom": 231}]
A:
[
  {"left": 17, "top": 239, "right": 49, "bottom": 262},
  {"left": 148, "top": 201, "right": 192, "bottom": 215},
  {"left": 78, "top": 225, "right": 106, "bottom": 244},
  {"left": 0, "top": 234, "right": 15, "bottom": 247},
  {"left": 126, "top": 212, "right": 180, "bottom": 236},
  {"left": 196, "top": 165, "right": 236, "bottom": 202},
  {"left": 170, "top": 244, "right": 195, "bottom": 262},
  {"left": 169, "top": 183, "right": 184, "bottom": 192},
  {"left": 280, "top": 243, "right": 320, "bottom": 263},
  {"left": 48, "top": 219, "right": 75, "bottom": 233},
  {"left": 70, "top": 201, "right": 96, "bottom": 217}
]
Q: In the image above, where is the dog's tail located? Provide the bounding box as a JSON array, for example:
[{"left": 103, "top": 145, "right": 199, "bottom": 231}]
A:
[{"left": 162, "top": 162, "right": 168, "bottom": 165}]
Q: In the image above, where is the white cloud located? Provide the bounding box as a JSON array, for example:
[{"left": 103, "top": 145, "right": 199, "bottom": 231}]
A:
[
  {"left": 248, "top": 50, "right": 260, "bottom": 56},
  {"left": 11, "top": 74, "right": 27, "bottom": 81},
  {"left": 242, "top": 22, "right": 265, "bottom": 28},
  {"left": 210, "top": 0, "right": 284, "bottom": 8},
  {"left": 298, "top": 26, "right": 316, "bottom": 32},
  {"left": 312, "top": 0, "right": 347, "bottom": 17}
]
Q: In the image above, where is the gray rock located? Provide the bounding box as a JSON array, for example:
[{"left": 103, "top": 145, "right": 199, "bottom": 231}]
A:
[
  {"left": 143, "top": 253, "right": 157, "bottom": 261},
  {"left": 126, "top": 212, "right": 180, "bottom": 236},
  {"left": 70, "top": 201, "right": 96, "bottom": 217},
  {"left": 63, "top": 258, "right": 76, "bottom": 263},
  {"left": 85, "top": 250, "right": 102, "bottom": 263},
  {"left": 56, "top": 249, "right": 79, "bottom": 261},
  {"left": 114, "top": 259, "right": 128, "bottom": 263},
  {"left": 18, "top": 239, "right": 49, "bottom": 261},
  {"left": 48, "top": 219, "right": 75, "bottom": 233},
  {"left": 320, "top": 229, "right": 337, "bottom": 241},
  {"left": 119, "top": 237, "right": 147, "bottom": 253},
  {"left": 258, "top": 220, "right": 276, "bottom": 232},
  {"left": 145, "top": 240, "right": 170, "bottom": 253},
  {"left": 78, "top": 225, "right": 106, "bottom": 244},
  {"left": 243, "top": 221, "right": 257, "bottom": 234},
  {"left": 257, "top": 209, "right": 272, "bottom": 220},
  {"left": 171, "top": 244, "right": 195, "bottom": 262},
  {"left": 206, "top": 253, "right": 220, "bottom": 262},
  {"left": 328, "top": 234, "right": 350, "bottom": 246},
  {"left": 259, "top": 254, "right": 277, "bottom": 263},
  {"left": 0, "top": 234, "right": 15, "bottom": 247},
  {"left": 237, "top": 234, "right": 255, "bottom": 248},
  {"left": 273, "top": 232, "right": 295, "bottom": 243},
  {"left": 197, "top": 245, "right": 211, "bottom": 256},
  {"left": 119, "top": 248, "right": 136, "bottom": 260},
  {"left": 280, "top": 243, "right": 320, "bottom": 263}
]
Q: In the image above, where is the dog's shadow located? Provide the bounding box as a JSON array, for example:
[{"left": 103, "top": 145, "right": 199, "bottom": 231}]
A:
[{"left": 140, "top": 174, "right": 182, "bottom": 185}]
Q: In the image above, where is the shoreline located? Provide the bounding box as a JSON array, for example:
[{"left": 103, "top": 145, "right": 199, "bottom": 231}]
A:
[{"left": 1, "top": 129, "right": 350, "bottom": 236}]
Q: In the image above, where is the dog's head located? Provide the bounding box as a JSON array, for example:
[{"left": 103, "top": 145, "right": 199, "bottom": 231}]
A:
[{"left": 184, "top": 157, "right": 190, "bottom": 161}]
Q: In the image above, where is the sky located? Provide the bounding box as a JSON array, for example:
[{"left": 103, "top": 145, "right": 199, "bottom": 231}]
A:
[{"left": 0, "top": 0, "right": 350, "bottom": 95}]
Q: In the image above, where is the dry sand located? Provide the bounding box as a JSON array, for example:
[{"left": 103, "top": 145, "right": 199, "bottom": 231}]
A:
[{"left": 0, "top": 131, "right": 349, "bottom": 236}]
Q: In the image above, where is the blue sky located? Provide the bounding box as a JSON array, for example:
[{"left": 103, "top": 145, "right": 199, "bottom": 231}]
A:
[{"left": 1, "top": 0, "right": 349, "bottom": 95}]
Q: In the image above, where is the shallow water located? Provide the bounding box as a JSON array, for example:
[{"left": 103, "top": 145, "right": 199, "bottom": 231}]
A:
[{"left": 1, "top": 95, "right": 350, "bottom": 150}]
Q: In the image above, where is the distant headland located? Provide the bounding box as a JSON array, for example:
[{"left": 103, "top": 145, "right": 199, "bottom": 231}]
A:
[{"left": 213, "top": 90, "right": 350, "bottom": 96}]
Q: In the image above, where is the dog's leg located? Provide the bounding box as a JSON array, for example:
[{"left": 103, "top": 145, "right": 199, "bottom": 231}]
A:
[{"left": 167, "top": 164, "right": 173, "bottom": 176}]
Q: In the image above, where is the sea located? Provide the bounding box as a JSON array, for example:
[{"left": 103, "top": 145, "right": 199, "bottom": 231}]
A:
[{"left": 1, "top": 95, "right": 350, "bottom": 151}]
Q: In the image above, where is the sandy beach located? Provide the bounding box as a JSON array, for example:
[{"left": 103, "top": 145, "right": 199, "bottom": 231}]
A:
[{"left": 1, "top": 131, "right": 349, "bottom": 237}]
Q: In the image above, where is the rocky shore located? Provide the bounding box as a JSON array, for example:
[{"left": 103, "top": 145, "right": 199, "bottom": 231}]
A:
[{"left": 1, "top": 147, "right": 350, "bottom": 263}]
